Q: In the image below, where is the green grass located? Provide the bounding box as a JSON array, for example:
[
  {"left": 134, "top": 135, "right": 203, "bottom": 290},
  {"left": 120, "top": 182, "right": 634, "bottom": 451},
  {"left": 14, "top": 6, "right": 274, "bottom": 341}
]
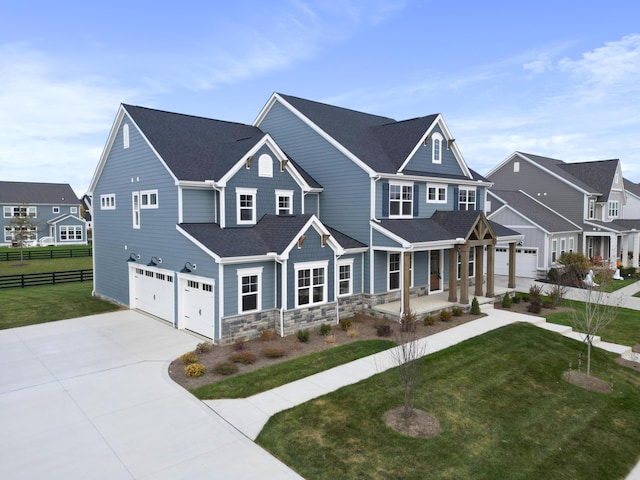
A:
[
  {"left": 191, "top": 339, "right": 396, "bottom": 399},
  {"left": 546, "top": 304, "right": 640, "bottom": 346},
  {"left": 257, "top": 324, "right": 640, "bottom": 480},
  {"left": 0, "top": 256, "right": 92, "bottom": 275},
  {"left": 599, "top": 278, "right": 637, "bottom": 293},
  {"left": 0, "top": 282, "right": 122, "bottom": 329}
]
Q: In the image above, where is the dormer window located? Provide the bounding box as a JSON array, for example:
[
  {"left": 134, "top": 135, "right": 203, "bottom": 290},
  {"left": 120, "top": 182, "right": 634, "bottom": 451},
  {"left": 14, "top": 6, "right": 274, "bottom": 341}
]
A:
[
  {"left": 236, "top": 187, "right": 257, "bottom": 225},
  {"left": 123, "top": 123, "right": 130, "bottom": 149},
  {"left": 431, "top": 133, "right": 443, "bottom": 164}
]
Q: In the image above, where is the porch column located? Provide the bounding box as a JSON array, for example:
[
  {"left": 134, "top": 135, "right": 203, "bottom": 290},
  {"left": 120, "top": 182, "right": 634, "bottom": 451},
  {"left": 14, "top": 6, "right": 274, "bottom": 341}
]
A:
[
  {"left": 474, "top": 245, "right": 484, "bottom": 297},
  {"left": 621, "top": 234, "right": 629, "bottom": 267},
  {"left": 459, "top": 244, "right": 470, "bottom": 305},
  {"left": 610, "top": 234, "right": 618, "bottom": 267},
  {"left": 448, "top": 247, "right": 458, "bottom": 302},
  {"left": 403, "top": 251, "right": 411, "bottom": 315},
  {"left": 634, "top": 232, "right": 640, "bottom": 268},
  {"left": 486, "top": 243, "right": 495, "bottom": 297},
  {"left": 508, "top": 242, "right": 516, "bottom": 288}
]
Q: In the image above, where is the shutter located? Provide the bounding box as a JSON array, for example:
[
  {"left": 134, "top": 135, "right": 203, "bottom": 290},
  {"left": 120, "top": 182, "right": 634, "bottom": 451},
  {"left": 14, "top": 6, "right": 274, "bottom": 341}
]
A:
[
  {"left": 382, "top": 182, "right": 389, "bottom": 217},
  {"left": 413, "top": 184, "right": 419, "bottom": 216},
  {"left": 453, "top": 187, "right": 459, "bottom": 210}
]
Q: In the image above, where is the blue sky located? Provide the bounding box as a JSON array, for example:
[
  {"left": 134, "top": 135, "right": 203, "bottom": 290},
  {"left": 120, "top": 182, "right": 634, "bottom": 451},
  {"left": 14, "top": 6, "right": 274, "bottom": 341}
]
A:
[{"left": 2, "top": 0, "right": 640, "bottom": 196}]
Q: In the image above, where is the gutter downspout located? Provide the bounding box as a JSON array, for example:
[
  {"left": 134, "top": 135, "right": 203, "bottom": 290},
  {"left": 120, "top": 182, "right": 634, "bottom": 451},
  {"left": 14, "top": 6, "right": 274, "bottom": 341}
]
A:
[{"left": 269, "top": 253, "right": 286, "bottom": 337}]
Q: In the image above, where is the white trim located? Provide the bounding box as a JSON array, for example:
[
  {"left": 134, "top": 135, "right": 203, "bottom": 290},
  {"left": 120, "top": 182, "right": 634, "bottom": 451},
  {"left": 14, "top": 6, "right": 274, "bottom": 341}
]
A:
[
  {"left": 431, "top": 132, "right": 443, "bottom": 164},
  {"left": 427, "top": 183, "right": 447, "bottom": 204},
  {"left": 140, "top": 189, "right": 159, "bottom": 209},
  {"left": 275, "top": 189, "right": 294, "bottom": 215},
  {"left": 132, "top": 192, "right": 140, "bottom": 229},
  {"left": 123, "top": 123, "right": 129, "bottom": 149},
  {"left": 336, "top": 258, "right": 354, "bottom": 297},
  {"left": 237, "top": 267, "right": 263, "bottom": 313},
  {"left": 457, "top": 186, "right": 477, "bottom": 211},
  {"left": 258, "top": 153, "right": 273, "bottom": 177},
  {"left": 236, "top": 187, "right": 257, "bottom": 225},
  {"left": 294, "top": 260, "right": 329, "bottom": 308},
  {"left": 99, "top": 193, "right": 116, "bottom": 210},
  {"left": 388, "top": 180, "right": 414, "bottom": 218}
]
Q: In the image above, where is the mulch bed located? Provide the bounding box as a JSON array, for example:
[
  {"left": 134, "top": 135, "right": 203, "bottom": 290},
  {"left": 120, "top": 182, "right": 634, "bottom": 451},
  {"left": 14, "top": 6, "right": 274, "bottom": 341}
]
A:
[
  {"left": 563, "top": 370, "right": 613, "bottom": 393},
  {"left": 169, "top": 312, "right": 485, "bottom": 391},
  {"left": 383, "top": 407, "right": 442, "bottom": 438}
]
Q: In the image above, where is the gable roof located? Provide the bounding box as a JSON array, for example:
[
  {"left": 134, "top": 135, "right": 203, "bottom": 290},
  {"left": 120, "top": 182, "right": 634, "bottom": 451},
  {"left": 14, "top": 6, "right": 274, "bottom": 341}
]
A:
[
  {"left": 488, "top": 190, "right": 582, "bottom": 233},
  {"left": 0, "top": 181, "right": 79, "bottom": 205},
  {"left": 624, "top": 178, "right": 640, "bottom": 199}
]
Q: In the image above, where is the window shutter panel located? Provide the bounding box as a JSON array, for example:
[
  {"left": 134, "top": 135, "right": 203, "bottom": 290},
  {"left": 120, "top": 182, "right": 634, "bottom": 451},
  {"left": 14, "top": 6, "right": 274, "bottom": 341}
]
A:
[
  {"left": 413, "top": 184, "right": 419, "bottom": 216},
  {"left": 453, "top": 187, "right": 459, "bottom": 210},
  {"left": 382, "top": 183, "right": 389, "bottom": 217}
]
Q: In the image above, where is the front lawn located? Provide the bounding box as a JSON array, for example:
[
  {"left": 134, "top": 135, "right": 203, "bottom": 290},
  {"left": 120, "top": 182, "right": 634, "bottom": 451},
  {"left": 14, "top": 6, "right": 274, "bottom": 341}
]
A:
[
  {"left": 0, "top": 256, "right": 92, "bottom": 275},
  {"left": 258, "top": 324, "right": 640, "bottom": 480},
  {"left": 0, "top": 282, "right": 122, "bottom": 329}
]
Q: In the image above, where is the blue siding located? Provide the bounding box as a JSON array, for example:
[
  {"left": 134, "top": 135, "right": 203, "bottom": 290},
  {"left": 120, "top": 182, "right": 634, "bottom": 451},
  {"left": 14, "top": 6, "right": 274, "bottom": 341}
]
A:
[
  {"left": 223, "top": 145, "right": 304, "bottom": 227},
  {"left": 258, "top": 102, "right": 371, "bottom": 245},
  {"left": 52, "top": 215, "right": 87, "bottom": 244},
  {"left": 372, "top": 229, "right": 403, "bottom": 248},
  {"left": 403, "top": 126, "right": 466, "bottom": 177},
  {"left": 286, "top": 226, "right": 336, "bottom": 310},
  {"left": 373, "top": 250, "right": 390, "bottom": 294},
  {"left": 223, "top": 261, "right": 276, "bottom": 316},
  {"left": 1, "top": 203, "right": 85, "bottom": 245},
  {"left": 182, "top": 188, "right": 216, "bottom": 223}
]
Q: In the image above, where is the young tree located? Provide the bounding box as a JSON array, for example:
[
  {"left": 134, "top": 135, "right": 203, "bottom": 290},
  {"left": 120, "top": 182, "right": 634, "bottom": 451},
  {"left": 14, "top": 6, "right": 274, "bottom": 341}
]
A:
[
  {"left": 571, "top": 276, "right": 620, "bottom": 377},
  {"left": 8, "top": 204, "right": 40, "bottom": 265}
]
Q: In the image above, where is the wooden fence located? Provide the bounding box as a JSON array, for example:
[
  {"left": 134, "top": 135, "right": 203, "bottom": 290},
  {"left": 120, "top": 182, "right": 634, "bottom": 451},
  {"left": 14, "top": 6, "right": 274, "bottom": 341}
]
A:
[
  {"left": 0, "top": 248, "right": 92, "bottom": 262},
  {"left": 0, "top": 270, "right": 93, "bottom": 289}
]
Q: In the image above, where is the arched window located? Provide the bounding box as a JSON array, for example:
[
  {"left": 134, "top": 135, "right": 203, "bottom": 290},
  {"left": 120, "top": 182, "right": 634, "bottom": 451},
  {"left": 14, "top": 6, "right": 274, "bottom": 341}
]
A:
[
  {"left": 258, "top": 154, "right": 273, "bottom": 177},
  {"left": 123, "top": 124, "right": 130, "bottom": 149},
  {"left": 431, "top": 133, "right": 443, "bottom": 164}
]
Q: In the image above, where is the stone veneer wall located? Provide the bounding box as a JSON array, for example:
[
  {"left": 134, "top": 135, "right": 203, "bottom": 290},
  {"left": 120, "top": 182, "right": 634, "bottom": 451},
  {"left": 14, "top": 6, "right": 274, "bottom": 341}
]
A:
[
  {"left": 281, "top": 302, "right": 338, "bottom": 337},
  {"left": 219, "top": 309, "right": 278, "bottom": 345}
]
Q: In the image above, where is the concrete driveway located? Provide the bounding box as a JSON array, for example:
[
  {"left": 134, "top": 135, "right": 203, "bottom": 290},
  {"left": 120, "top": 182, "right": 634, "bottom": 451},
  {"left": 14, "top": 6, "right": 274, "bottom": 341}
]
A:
[{"left": 0, "top": 311, "right": 301, "bottom": 479}]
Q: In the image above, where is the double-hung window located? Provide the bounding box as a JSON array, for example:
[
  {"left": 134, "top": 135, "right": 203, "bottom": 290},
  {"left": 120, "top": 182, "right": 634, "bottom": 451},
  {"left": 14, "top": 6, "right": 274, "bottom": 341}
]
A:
[
  {"left": 427, "top": 184, "right": 447, "bottom": 203},
  {"left": 457, "top": 248, "right": 475, "bottom": 279},
  {"left": 337, "top": 259, "right": 353, "bottom": 296},
  {"left": 389, "top": 182, "right": 413, "bottom": 217},
  {"left": 588, "top": 199, "right": 595, "bottom": 219},
  {"left": 458, "top": 188, "right": 476, "bottom": 211},
  {"left": 608, "top": 200, "right": 619, "bottom": 218},
  {"left": 236, "top": 187, "right": 257, "bottom": 225},
  {"left": 295, "top": 261, "right": 328, "bottom": 308},
  {"left": 4, "top": 206, "right": 37, "bottom": 218},
  {"left": 237, "top": 267, "right": 262, "bottom": 313},
  {"left": 552, "top": 239, "right": 558, "bottom": 263},
  {"left": 275, "top": 190, "right": 293, "bottom": 215},
  {"left": 388, "top": 252, "right": 401, "bottom": 290}
]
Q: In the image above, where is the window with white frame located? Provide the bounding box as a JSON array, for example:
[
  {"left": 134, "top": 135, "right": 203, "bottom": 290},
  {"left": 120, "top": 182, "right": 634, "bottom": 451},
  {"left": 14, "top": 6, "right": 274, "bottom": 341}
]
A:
[
  {"left": 458, "top": 188, "right": 476, "bottom": 211},
  {"left": 4, "top": 226, "right": 37, "bottom": 243},
  {"left": 60, "top": 226, "right": 83, "bottom": 241},
  {"left": 70, "top": 207, "right": 78, "bottom": 214},
  {"left": 457, "top": 248, "right": 475, "bottom": 279},
  {"left": 237, "top": 267, "right": 262, "bottom": 313},
  {"left": 431, "top": 133, "right": 443, "bottom": 164},
  {"left": 295, "top": 261, "right": 328, "bottom": 307},
  {"left": 140, "top": 189, "right": 158, "bottom": 209},
  {"left": 608, "top": 200, "right": 619, "bottom": 218},
  {"left": 258, "top": 154, "right": 273, "bottom": 177},
  {"left": 3, "top": 206, "right": 37, "bottom": 218},
  {"left": 275, "top": 190, "right": 293, "bottom": 215},
  {"left": 123, "top": 123, "right": 130, "bottom": 149},
  {"left": 588, "top": 199, "right": 595, "bottom": 219},
  {"left": 337, "top": 259, "right": 354, "bottom": 296},
  {"left": 236, "top": 187, "right": 257, "bottom": 224},
  {"left": 427, "top": 184, "right": 447, "bottom": 203},
  {"left": 552, "top": 239, "right": 558, "bottom": 263},
  {"left": 100, "top": 194, "right": 116, "bottom": 210},
  {"left": 132, "top": 192, "right": 140, "bottom": 229},
  {"left": 52, "top": 206, "right": 60, "bottom": 214},
  {"left": 560, "top": 238, "right": 566, "bottom": 256},
  {"left": 389, "top": 182, "right": 413, "bottom": 217},
  {"left": 569, "top": 237, "right": 575, "bottom": 252},
  {"left": 513, "top": 161, "right": 520, "bottom": 173},
  {"left": 388, "top": 252, "right": 413, "bottom": 290}
]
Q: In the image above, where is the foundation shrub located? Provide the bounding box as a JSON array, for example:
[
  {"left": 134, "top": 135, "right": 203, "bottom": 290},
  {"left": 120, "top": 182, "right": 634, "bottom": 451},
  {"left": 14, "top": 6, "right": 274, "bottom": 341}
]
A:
[
  {"left": 529, "top": 284, "right": 544, "bottom": 302},
  {"left": 452, "top": 307, "right": 464, "bottom": 317},
  {"left": 296, "top": 329, "right": 310, "bottom": 343},
  {"left": 470, "top": 296, "right": 481, "bottom": 315},
  {"left": 262, "top": 347, "right": 287, "bottom": 359},
  {"left": 184, "top": 363, "right": 206, "bottom": 377},
  {"left": 347, "top": 327, "right": 358, "bottom": 338},
  {"left": 423, "top": 315, "right": 435, "bottom": 326},
  {"left": 213, "top": 361, "right": 239, "bottom": 375},
  {"left": 232, "top": 338, "right": 246, "bottom": 351},
  {"left": 324, "top": 334, "right": 336, "bottom": 344},
  {"left": 179, "top": 351, "right": 198, "bottom": 365},
  {"left": 260, "top": 329, "right": 276, "bottom": 342},
  {"left": 195, "top": 342, "right": 213, "bottom": 354},
  {"left": 401, "top": 310, "right": 418, "bottom": 332},
  {"left": 527, "top": 300, "right": 542, "bottom": 314},
  {"left": 376, "top": 324, "right": 392, "bottom": 337},
  {"left": 502, "top": 292, "right": 512, "bottom": 308},
  {"left": 439, "top": 310, "right": 452, "bottom": 322},
  {"left": 319, "top": 323, "right": 332, "bottom": 336},
  {"left": 339, "top": 318, "right": 353, "bottom": 331},
  {"left": 228, "top": 351, "right": 257, "bottom": 364},
  {"left": 512, "top": 294, "right": 522, "bottom": 304}
]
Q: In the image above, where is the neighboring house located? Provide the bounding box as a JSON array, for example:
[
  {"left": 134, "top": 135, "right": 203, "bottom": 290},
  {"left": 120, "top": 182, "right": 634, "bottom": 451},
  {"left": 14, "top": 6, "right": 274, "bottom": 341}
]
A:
[
  {"left": 88, "top": 96, "right": 521, "bottom": 344},
  {"left": 0, "top": 181, "right": 87, "bottom": 247},
  {"left": 81, "top": 194, "right": 93, "bottom": 231},
  {"left": 486, "top": 152, "right": 640, "bottom": 274}
]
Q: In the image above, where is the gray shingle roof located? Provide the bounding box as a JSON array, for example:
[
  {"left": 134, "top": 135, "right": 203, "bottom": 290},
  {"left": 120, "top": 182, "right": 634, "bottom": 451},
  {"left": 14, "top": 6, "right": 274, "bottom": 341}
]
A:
[
  {"left": 123, "top": 105, "right": 321, "bottom": 188},
  {"left": 489, "top": 190, "right": 581, "bottom": 233},
  {"left": 624, "top": 178, "right": 640, "bottom": 198},
  {"left": 0, "top": 181, "right": 79, "bottom": 204},
  {"left": 278, "top": 94, "right": 439, "bottom": 174},
  {"left": 180, "top": 214, "right": 362, "bottom": 257}
]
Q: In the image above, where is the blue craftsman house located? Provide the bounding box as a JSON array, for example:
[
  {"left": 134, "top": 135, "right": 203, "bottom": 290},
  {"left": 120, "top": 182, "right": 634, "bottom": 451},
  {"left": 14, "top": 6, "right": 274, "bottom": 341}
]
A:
[
  {"left": 1, "top": 181, "right": 87, "bottom": 247},
  {"left": 88, "top": 94, "right": 520, "bottom": 344}
]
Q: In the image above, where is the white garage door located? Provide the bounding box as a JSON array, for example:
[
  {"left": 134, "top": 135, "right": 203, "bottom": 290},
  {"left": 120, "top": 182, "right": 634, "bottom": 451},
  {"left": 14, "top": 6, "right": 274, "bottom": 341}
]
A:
[
  {"left": 180, "top": 276, "right": 215, "bottom": 338},
  {"left": 130, "top": 265, "right": 175, "bottom": 323},
  {"left": 495, "top": 246, "right": 538, "bottom": 278}
]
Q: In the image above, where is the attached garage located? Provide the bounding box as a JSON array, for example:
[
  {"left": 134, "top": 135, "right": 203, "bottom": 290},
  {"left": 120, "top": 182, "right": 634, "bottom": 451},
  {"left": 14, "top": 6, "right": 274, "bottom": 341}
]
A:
[
  {"left": 179, "top": 275, "right": 215, "bottom": 338},
  {"left": 494, "top": 246, "right": 538, "bottom": 278},
  {"left": 129, "top": 264, "right": 175, "bottom": 323}
]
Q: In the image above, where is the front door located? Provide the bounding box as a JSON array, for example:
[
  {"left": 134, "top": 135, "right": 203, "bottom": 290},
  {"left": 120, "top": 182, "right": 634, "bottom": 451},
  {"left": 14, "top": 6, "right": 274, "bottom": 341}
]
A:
[{"left": 429, "top": 250, "right": 442, "bottom": 292}]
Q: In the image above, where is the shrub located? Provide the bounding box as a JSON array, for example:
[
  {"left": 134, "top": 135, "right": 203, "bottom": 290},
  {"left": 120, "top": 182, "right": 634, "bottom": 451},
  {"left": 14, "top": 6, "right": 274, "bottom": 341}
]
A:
[
  {"left": 179, "top": 351, "right": 198, "bottom": 365},
  {"left": 423, "top": 315, "right": 435, "bottom": 326},
  {"left": 527, "top": 300, "right": 542, "bottom": 314},
  {"left": 319, "top": 323, "right": 332, "bottom": 336},
  {"left": 502, "top": 292, "right": 512, "bottom": 308},
  {"left": 512, "top": 294, "right": 522, "bottom": 304},
  {"left": 324, "top": 334, "right": 336, "bottom": 344},
  {"left": 559, "top": 252, "right": 590, "bottom": 284},
  {"left": 529, "top": 284, "right": 544, "bottom": 302},
  {"left": 542, "top": 300, "right": 555, "bottom": 309},
  {"left": 347, "top": 327, "right": 358, "bottom": 338},
  {"left": 232, "top": 338, "right": 246, "bottom": 351},
  {"left": 195, "top": 342, "right": 213, "bottom": 354},
  {"left": 339, "top": 318, "right": 353, "bottom": 331},
  {"left": 621, "top": 266, "right": 636, "bottom": 278},
  {"left": 213, "top": 361, "right": 239, "bottom": 375},
  {"left": 546, "top": 267, "right": 560, "bottom": 284},
  {"left": 228, "top": 351, "right": 257, "bottom": 364},
  {"left": 439, "top": 310, "right": 452, "bottom": 322},
  {"left": 296, "top": 329, "right": 310, "bottom": 343},
  {"left": 260, "top": 329, "right": 276, "bottom": 342},
  {"left": 185, "top": 363, "right": 206, "bottom": 377},
  {"left": 376, "top": 324, "right": 392, "bottom": 337},
  {"left": 470, "top": 297, "right": 481, "bottom": 315},
  {"left": 452, "top": 306, "right": 463, "bottom": 317},
  {"left": 262, "top": 347, "right": 287, "bottom": 358},
  {"left": 401, "top": 310, "right": 418, "bottom": 332},
  {"left": 546, "top": 284, "right": 565, "bottom": 307},
  {"left": 521, "top": 293, "right": 530, "bottom": 302}
]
